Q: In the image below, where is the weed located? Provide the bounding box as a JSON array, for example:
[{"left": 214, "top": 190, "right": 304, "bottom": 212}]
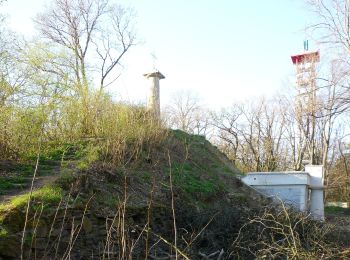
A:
[{"left": 0, "top": 228, "right": 8, "bottom": 237}]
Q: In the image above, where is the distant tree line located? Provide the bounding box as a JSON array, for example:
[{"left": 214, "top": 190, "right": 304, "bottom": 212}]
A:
[
  {"left": 165, "top": 0, "right": 350, "bottom": 202},
  {"left": 165, "top": 86, "right": 349, "bottom": 201}
]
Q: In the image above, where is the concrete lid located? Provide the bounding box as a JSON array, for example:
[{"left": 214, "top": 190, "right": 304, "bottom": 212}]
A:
[
  {"left": 143, "top": 71, "right": 165, "bottom": 79},
  {"left": 247, "top": 171, "right": 310, "bottom": 176},
  {"left": 243, "top": 172, "right": 310, "bottom": 186}
]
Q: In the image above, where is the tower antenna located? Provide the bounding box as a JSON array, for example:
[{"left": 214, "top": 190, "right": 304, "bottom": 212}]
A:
[{"left": 151, "top": 52, "right": 158, "bottom": 71}]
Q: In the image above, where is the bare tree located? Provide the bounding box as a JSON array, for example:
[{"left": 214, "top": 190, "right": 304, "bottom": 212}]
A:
[
  {"left": 303, "top": 2, "right": 350, "bottom": 198},
  {"left": 34, "top": 0, "right": 135, "bottom": 92},
  {"left": 308, "top": 0, "right": 350, "bottom": 52},
  {"left": 34, "top": 0, "right": 136, "bottom": 134},
  {"left": 327, "top": 137, "right": 350, "bottom": 201},
  {"left": 211, "top": 105, "right": 241, "bottom": 164},
  {"left": 165, "top": 90, "right": 211, "bottom": 135},
  {"left": 307, "top": 0, "right": 350, "bottom": 111},
  {"left": 282, "top": 97, "right": 308, "bottom": 170},
  {"left": 212, "top": 98, "right": 288, "bottom": 172},
  {"left": 94, "top": 5, "right": 136, "bottom": 90},
  {"left": 237, "top": 99, "right": 287, "bottom": 172}
]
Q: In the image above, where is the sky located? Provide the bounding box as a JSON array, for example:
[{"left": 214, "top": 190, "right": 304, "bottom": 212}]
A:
[{"left": 2, "top": 0, "right": 318, "bottom": 109}]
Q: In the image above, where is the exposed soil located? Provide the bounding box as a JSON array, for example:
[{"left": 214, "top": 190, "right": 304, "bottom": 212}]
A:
[
  {"left": 0, "top": 175, "right": 60, "bottom": 202},
  {"left": 0, "top": 161, "right": 62, "bottom": 203}
]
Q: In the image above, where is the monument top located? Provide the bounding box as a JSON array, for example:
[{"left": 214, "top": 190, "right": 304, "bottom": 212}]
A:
[{"left": 143, "top": 71, "right": 165, "bottom": 79}]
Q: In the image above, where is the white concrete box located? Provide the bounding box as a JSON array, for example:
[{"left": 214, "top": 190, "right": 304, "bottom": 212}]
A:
[
  {"left": 242, "top": 166, "right": 324, "bottom": 220},
  {"left": 242, "top": 172, "right": 310, "bottom": 212}
]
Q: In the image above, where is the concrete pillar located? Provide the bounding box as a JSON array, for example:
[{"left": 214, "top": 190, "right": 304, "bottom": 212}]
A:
[
  {"left": 143, "top": 71, "right": 165, "bottom": 119},
  {"left": 305, "top": 165, "right": 324, "bottom": 220}
]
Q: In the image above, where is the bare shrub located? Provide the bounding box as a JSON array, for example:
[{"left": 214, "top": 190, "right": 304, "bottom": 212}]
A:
[
  {"left": 229, "top": 202, "right": 346, "bottom": 259},
  {"left": 98, "top": 103, "right": 168, "bottom": 167}
]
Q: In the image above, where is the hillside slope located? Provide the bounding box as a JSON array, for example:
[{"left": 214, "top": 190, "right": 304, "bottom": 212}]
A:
[
  {"left": 0, "top": 130, "right": 268, "bottom": 259},
  {"left": 1, "top": 130, "right": 346, "bottom": 259}
]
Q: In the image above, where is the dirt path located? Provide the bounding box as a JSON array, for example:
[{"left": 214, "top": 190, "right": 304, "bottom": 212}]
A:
[
  {"left": 0, "top": 175, "right": 60, "bottom": 203},
  {"left": 0, "top": 162, "right": 62, "bottom": 203}
]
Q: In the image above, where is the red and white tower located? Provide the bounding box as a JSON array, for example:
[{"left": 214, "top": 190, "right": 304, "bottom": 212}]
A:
[{"left": 291, "top": 42, "right": 320, "bottom": 164}]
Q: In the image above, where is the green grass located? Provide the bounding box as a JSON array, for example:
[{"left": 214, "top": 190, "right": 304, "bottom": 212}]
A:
[
  {"left": 223, "top": 166, "right": 234, "bottom": 174},
  {"left": 325, "top": 206, "right": 350, "bottom": 214},
  {"left": 38, "top": 164, "right": 53, "bottom": 170},
  {"left": 42, "top": 144, "right": 71, "bottom": 161},
  {"left": 24, "top": 142, "right": 87, "bottom": 164},
  {"left": 26, "top": 142, "right": 77, "bottom": 162},
  {"left": 76, "top": 144, "right": 101, "bottom": 170},
  {"left": 0, "top": 228, "right": 8, "bottom": 237},
  {"left": 174, "top": 172, "right": 218, "bottom": 194},
  {"left": 165, "top": 131, "right": 231, "bottom": 200},
  {"left": 0, "top": 176, "right": 27, "bottom": 194},
  {"left": 171, "top": 162, "right": 222, "bottom": 197},
  {"left": 15, "top": 164, "right": 34, "bottom": 176},
  {"left": 0, "top": 185, "right": 63, "bottom": 211},
  {"left": 172, "top": 129, "right": 206, "bottom": 144},
  {"left": 182, "top": 163, "right": 193, "bottom": 171}
]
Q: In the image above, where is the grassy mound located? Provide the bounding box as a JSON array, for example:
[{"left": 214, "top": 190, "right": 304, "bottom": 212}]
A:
[{"left": 0, "top": 130, "right": 348, "bottom": 259}]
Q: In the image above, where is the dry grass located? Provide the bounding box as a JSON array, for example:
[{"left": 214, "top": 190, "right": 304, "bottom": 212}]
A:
[{"left": 229, "top": 201, "right": 348, "bottom": 259}]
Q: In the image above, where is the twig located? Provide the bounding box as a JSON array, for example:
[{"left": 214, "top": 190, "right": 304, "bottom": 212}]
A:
[
  {"left": 144, "top": 176, "right": 155, "bottom": 259},
  {"left": 43, "top": 197, "right": 64, "bottom": 257},
  {"left": 167, "top": 150, "right": 178, "bottom": 260},
  {"left": 63, "top": 194, "right": 94, "bottom": 259},
  {"left": 20, "top": 148, "right": 42, "bottom": 260},
  {"left": 146, "top": 229, "right": 190, "bottom": 260},
  {"left": 184, "top": 212, "right": 219, "bottom": 250}
]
